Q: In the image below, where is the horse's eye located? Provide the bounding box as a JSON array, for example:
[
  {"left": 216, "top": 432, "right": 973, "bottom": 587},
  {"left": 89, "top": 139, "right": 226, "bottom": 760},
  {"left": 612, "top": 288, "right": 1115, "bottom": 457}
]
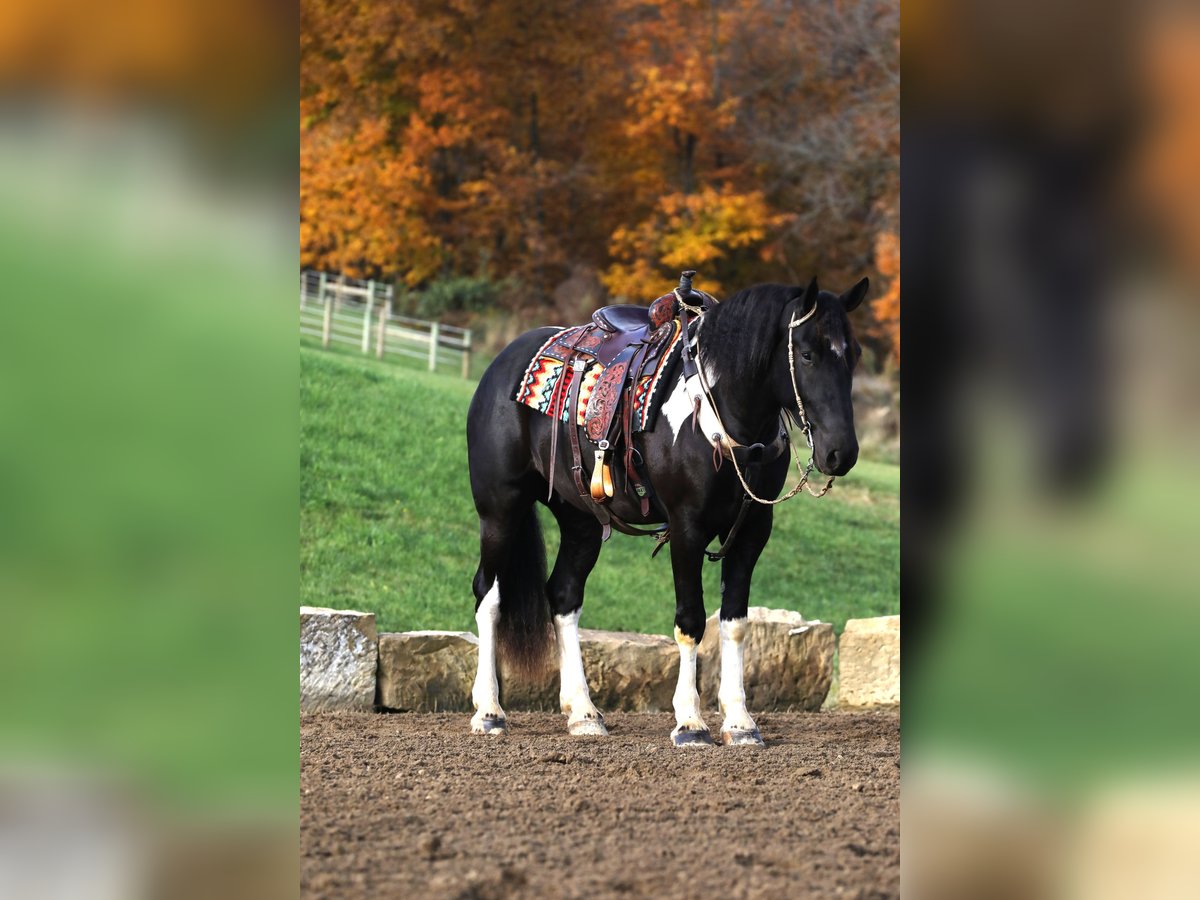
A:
[{"left": 800, "top": 351, "right": 814, "bottom": 363}]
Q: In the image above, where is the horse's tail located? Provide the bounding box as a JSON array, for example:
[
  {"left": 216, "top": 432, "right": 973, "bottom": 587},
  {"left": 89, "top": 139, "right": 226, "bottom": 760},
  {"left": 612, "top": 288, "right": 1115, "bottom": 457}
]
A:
[{"left": 495, "top": 504, "right": 554, "bottom": 679}]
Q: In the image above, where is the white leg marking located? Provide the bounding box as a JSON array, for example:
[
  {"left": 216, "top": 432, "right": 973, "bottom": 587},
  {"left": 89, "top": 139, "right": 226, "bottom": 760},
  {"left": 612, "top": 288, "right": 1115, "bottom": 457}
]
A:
[
  {"left": 671, "top": 627, "right": 711, "bottom": 746},
  {"left": 555, "top": 610, "right": 607, "bottom": 736},
  {"left": 718, "top": 617, "right": 760, "bottom": 743},
  {"left": 470, "top": 580, "right": 506, "bottom": 734}
]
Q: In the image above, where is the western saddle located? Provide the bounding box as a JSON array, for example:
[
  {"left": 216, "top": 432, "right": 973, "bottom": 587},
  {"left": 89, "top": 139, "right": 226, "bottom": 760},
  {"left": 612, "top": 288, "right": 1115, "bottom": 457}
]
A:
[{"left": 543, "top": 271, "right": 715, "bottom": 539}]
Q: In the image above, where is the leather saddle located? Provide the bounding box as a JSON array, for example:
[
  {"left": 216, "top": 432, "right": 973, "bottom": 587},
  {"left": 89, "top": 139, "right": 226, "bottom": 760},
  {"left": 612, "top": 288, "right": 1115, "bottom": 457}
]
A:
[{"left": 542, "top": 271, "right": 710, "bottom": 538}]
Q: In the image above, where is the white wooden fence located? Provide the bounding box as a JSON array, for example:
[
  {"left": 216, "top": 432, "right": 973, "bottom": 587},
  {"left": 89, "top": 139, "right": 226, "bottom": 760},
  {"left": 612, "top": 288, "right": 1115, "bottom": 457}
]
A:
[{"left": 299, "top": 271, "right": 472, "bottom": 378}]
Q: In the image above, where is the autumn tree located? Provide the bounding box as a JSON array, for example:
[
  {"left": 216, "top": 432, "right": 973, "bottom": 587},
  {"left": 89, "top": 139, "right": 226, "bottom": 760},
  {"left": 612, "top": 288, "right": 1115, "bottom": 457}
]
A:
[{"left": 300, "top": 0, "right": 901, "bottom": 366}]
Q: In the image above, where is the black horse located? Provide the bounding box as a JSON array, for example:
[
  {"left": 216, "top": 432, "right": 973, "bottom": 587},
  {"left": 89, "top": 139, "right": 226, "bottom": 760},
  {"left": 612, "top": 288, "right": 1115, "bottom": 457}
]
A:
[{"left": 466, "top": 276, "right": 867, "bottom": 746}]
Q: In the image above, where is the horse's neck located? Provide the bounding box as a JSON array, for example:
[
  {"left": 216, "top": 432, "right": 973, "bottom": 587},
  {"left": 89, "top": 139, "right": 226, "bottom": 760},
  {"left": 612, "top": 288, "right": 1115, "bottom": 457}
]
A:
[{"left": 694, "top": 340, "right": 782, "bottom": 445}]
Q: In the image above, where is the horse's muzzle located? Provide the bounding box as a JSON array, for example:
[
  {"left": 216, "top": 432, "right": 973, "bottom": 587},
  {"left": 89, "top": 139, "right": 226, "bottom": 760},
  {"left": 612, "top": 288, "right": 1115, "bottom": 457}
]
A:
[{"left": 819, "top": 443, "right": 858, "bottom": 477}]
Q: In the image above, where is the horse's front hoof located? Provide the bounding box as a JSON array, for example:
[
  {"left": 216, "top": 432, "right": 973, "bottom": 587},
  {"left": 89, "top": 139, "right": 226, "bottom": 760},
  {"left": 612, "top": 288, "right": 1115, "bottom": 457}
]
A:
[
  {"left": 721, "top": 728, "right": 765, "bottom": 747},
  {"left": 671, "top": 726, "right": 715, "bottom": 748},
  {"left": 568, "top": 717, "right": 609, "bottom": 737},
  {"left": 471, "top": 714, "right": 507, "bottom": 736}
]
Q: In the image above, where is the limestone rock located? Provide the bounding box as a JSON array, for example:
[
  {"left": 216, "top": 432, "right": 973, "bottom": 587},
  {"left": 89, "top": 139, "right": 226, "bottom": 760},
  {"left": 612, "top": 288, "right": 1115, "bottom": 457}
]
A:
[
  {"left": 374, "top": 626, "right": 681, "bottom": 714},
  {"left": 300, "top": 607, "right": 378, "bottom": 712},
  {"left": 580, "top": 629, "right": 678, "bottom": 712},
  {"left": 498, "top": 628, "right": 680, "bottom": 713},
  {"left": 696, "top": 607, "right": 835, "bottom": 712},
  {"left": 838, "top": 616, "right": 900, "bottom": 708},
  {"left": 377, "top": 631, "right": 478, "bottom": 711}
]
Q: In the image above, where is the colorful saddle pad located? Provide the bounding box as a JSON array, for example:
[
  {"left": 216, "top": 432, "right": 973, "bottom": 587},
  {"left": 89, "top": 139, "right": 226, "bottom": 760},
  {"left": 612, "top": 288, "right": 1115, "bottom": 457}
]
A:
[{"left": 514, "top": 320, "right": 683, "bottom": 432}]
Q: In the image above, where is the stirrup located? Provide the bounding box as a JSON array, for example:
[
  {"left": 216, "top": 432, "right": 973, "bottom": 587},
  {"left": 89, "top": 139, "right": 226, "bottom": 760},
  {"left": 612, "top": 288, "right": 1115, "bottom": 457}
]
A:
[{"left": 590, "top": 443, "right": 614, "bottom": 501}]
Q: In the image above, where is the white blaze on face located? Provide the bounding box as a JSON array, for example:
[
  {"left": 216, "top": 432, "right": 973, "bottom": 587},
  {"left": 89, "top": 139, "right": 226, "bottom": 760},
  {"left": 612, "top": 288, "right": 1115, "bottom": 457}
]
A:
[
  {"left": 471, "top": 580, "right": 502, "bottom": 717},
  {"left": 830, "top": 337, "right": 847, "bottom": 359},
  {"left": 717, "top": 617, "right": 757, "bottom": 734},
  {"left": 672, "top": 626, "right": 705, "bottom": 730}
]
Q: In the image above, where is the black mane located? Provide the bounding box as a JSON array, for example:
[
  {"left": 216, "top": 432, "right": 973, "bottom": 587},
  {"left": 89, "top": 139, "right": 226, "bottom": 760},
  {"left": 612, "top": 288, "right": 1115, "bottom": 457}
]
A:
[
  {"left": 699, "top": 283, "right": 852, "bottom": 384},
  {"left": 698, "top": 283, "right": 794, "bottom": 383}
]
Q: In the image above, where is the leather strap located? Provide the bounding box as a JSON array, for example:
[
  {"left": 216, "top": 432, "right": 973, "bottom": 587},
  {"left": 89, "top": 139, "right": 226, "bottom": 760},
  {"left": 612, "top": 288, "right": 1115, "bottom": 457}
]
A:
[
  {"left": 606, "top": 509, "right": 668, "bottom": 540},
  {"left": 704, "top": 495, "right": 754, "bottom": 562},
  {"left": 547, "top": 329, "right": 591, "bottom": 500},
  {"left": 622, "top": 341, "right": 651, "bottom": 516},
  {"left": 679, "top": 308, "right": 698, "bottom": 380},
  {"left": 546, "top": 370, "right": 564, "bottom": 501},
  {"left": 565, "top": 356, "right": 589, "bottom": 499}
]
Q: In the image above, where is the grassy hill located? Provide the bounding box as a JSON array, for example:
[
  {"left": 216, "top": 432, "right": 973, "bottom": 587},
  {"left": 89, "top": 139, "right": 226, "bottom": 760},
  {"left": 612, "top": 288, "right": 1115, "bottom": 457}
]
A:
[{"left": 301, "top": 347, "right": 899, "bottom": 636}]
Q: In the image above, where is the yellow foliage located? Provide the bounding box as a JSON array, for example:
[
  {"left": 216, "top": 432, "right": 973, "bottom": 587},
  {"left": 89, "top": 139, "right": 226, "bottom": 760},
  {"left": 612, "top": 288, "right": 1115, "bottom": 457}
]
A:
[{"left": 602, "top": 187, "right": 784, "bottom": 298}]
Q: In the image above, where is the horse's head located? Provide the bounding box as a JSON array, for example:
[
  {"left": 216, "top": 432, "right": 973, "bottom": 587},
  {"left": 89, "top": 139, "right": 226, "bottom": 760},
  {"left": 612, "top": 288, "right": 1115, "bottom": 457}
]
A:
[{"left": 775, "top": 277, "right": 868, "bottom": 476}]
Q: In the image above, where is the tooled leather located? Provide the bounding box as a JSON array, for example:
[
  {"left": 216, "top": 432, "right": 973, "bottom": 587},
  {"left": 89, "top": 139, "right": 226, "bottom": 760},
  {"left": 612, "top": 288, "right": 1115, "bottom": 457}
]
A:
[
  {"left": 584, "top": 359, "right": 628, "bottom": 442},
  {"left": 648, "top": 293, "right": 676, "bottom": 330},
  {"left": 544, "top": 325, "right": 591, "bottom": 360}
]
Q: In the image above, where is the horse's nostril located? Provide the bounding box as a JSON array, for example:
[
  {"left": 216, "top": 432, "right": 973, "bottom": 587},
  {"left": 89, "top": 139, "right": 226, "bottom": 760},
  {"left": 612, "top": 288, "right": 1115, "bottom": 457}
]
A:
[{"left": 825, "top": 449, "right": 840, "bottom": 471}]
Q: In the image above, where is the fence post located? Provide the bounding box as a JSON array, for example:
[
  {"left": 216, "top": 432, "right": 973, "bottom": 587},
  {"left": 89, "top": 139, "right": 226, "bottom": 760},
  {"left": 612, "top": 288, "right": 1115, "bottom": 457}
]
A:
[
  {"left": 461, "top": 329, "right": 472, "bottom": 379},
  {"left": 362, "top": 279, "right": 376, "bottom": 354},
  {"left": 322, "top": 290, "right": 333, "bottom": 349},
  {"left": 335, "top": 273, "right": 346, "bottom": 312},
  {"left": 376, "top": 301, "right": 392, "bottom": 359},
  {"left": 428, "top": 322, "right": 440, "bottom": 372},
  {"left": 316, "top": 271, "right": 327, "bottom": 310}
]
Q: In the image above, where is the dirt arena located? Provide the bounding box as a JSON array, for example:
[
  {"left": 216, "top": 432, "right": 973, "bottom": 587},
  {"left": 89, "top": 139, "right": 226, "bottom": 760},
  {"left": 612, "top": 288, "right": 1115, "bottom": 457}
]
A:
[{"left": 302, "top": 710, "right": 898, "bottom": 899}]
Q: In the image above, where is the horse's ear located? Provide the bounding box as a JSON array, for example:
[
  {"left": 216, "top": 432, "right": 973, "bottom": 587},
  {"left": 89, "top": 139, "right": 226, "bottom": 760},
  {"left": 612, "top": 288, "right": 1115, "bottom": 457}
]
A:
[
  {"left": 798, "top": 277, "right": 819, "bottom": 313},
  {"left": 841, "top": 277, "right": 869, "bottom": 312},
  {"left": 783, "top": 278, "right": 819, "bottom": 328}
]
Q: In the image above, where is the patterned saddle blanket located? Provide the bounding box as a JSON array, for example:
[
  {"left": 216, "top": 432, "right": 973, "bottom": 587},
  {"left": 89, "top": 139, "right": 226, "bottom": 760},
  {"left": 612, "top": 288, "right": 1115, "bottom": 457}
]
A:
[
  {"left": 513, "top": 316, "right": 684, "bottom": 434},
  {"left": 510, "top": 272, "right": 711, "bottom": 531}
]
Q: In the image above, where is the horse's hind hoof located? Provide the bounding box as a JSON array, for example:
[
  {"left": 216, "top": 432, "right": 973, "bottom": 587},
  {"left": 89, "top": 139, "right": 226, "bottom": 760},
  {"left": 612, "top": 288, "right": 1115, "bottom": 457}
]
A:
[
  {"left": 471, "top": 715, "right": 507, "bottom": 736},
  {"left": 721, "top": 728, "right": 765, "bottom": 747},
  {"left": 671, "top": 726, "right": 715, "bottom": 748},
  {"left": 568, "top": 717, "right": 609, "bottom": 737}
]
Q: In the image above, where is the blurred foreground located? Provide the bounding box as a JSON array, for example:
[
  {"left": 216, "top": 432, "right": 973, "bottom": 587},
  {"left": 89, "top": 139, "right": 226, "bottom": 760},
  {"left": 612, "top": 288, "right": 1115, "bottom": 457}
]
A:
[
  {"left": 904, "top": 1, "right": 1200, "bottom": 897},
  {"left": 1, "top": 0, "right": 296, "bottom": 897}
]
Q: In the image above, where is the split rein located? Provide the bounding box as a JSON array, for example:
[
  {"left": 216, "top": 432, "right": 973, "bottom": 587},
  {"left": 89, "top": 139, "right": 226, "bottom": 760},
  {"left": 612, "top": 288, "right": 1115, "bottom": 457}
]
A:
[{"left": 684, "top": 291, "right": 836, "bottom": 506}]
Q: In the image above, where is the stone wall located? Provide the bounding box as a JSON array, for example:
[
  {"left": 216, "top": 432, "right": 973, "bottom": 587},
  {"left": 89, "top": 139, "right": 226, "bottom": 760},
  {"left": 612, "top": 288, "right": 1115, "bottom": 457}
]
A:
[
  {"left": 300, "top": 607, "right": 378, "bottom": 712},
  {"left": 301, "top": 606, "right": 899, "bottom": 714},
  {"left": 838, "top": 615, "right": 900, "bottom": 708},
  {"left": 696, "top": 608, "right": 835, "bottom": 712}
]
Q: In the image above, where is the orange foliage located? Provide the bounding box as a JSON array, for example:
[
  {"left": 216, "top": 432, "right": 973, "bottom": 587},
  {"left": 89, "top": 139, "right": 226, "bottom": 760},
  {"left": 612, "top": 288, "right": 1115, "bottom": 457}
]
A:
[
  {"left": 872, "top": 230, "right": 900, "bottom": 366},
  {"left": 300, "top": 0, "right": 900, "bottom": 366}
]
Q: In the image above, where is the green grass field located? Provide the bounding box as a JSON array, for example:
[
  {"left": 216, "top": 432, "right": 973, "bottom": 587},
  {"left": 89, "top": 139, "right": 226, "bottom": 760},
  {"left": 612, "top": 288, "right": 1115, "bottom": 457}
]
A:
[{"left": 301, "top": 346, "right": 899, "bottom": 636}]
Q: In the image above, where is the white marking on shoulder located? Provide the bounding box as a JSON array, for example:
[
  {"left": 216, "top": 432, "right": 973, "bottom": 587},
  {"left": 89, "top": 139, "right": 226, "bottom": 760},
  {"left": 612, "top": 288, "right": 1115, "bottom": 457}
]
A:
[{"left": 661, "top": 374, "right": 693, "bottom": 443}]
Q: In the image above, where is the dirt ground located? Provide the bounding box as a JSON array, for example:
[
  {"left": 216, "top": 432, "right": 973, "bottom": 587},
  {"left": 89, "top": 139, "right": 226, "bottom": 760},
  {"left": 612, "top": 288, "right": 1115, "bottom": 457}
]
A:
[{"left": 301, "top": 710, "right": 899, "bottom": 899}]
